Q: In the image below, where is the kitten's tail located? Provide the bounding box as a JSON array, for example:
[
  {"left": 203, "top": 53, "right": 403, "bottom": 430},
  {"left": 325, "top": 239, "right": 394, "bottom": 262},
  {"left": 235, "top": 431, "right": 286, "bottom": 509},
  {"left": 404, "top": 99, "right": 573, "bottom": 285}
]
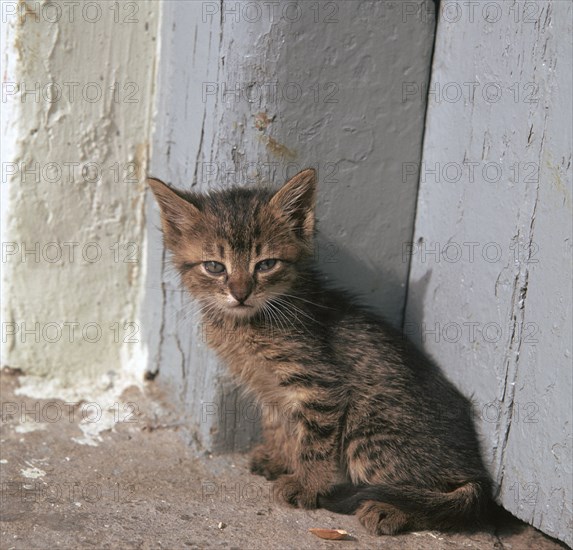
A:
[{"left": 317, "top": 479, "right": 490, "bottom": 528}]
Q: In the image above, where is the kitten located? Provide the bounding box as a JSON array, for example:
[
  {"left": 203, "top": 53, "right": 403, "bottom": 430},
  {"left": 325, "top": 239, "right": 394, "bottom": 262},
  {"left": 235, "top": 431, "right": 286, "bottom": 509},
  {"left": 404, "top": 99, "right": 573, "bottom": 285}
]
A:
[{"left": 148, "top": 169, "right": 491, "bottom": 535}]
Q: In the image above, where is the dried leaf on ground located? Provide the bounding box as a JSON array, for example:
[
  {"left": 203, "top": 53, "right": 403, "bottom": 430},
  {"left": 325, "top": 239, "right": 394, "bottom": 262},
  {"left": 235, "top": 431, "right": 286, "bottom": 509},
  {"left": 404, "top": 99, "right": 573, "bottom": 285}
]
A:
[{"left": 308, "top": 528, "right": 349, "bottom": 540}]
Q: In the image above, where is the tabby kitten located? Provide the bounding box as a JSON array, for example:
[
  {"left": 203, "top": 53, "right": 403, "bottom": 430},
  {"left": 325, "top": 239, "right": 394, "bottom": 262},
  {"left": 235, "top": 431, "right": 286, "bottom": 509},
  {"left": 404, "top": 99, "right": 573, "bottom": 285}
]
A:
[{"left": 148, "top": 169, "right": 491, "bottom": 535}]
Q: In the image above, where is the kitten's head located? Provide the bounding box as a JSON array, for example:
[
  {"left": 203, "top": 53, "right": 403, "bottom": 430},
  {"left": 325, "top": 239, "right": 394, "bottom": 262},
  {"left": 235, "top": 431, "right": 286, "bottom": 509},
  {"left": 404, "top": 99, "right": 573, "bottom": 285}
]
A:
[{"left": 148, "top": 169, "right": 316, "bottom": 321}]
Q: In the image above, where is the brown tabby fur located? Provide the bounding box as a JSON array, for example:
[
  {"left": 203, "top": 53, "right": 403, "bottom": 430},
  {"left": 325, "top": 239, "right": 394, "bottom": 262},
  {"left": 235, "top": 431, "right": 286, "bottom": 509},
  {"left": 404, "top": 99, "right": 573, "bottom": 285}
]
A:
[{"left": 149, "top": 169, "right": 491, "bottom": 535}]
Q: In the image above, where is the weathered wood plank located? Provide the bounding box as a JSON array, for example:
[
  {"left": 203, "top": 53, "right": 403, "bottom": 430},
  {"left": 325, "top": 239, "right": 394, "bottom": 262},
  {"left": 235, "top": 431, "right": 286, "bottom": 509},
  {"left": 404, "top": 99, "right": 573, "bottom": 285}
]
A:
[
  {"left": 145, "top": 1, "right": 436, "bottom": 452},
  {"left": 406, "top": 1, "right": 572, "bottom": 544}
]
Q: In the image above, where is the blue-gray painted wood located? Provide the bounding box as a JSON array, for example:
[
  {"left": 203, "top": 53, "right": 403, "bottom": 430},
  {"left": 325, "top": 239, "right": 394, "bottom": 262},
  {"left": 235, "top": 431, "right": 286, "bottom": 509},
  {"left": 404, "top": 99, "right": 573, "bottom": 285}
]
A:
[
  {"left": 405, "top": 1, "right": 572, "bottom": 544},
  {"left": 144, "top": 1, "right": 436, "bottom": 452}
]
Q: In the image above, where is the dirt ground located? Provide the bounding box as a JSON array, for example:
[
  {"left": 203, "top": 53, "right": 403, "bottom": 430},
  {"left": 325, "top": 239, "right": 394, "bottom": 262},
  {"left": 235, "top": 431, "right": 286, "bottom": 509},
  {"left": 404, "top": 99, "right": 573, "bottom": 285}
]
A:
[{"left": 0, "top": 369, "right": 568, "bottom": 550}]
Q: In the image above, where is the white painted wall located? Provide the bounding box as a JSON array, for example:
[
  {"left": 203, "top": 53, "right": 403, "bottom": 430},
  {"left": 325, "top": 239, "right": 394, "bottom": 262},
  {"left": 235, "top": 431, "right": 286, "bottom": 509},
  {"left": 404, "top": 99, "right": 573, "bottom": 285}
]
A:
[
  {"left": 1, "top": 2, "right": 159, "bottom": 394},
  {"left": 145, "top": 0, "right": 436, "bottom": 451},
  {"left": 405, "top": 1, "right": 572, "bottom": 544}
]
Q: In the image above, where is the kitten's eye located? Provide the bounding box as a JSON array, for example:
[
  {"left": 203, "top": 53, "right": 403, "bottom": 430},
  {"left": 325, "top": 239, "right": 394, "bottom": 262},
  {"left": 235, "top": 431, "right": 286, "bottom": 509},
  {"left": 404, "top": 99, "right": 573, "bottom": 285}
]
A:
[
  {"left": 203, "top": 261, "right": 226, "bottom": 275},
  {"left": 255, "top": 259, "right": 278, "bottom": 272}
]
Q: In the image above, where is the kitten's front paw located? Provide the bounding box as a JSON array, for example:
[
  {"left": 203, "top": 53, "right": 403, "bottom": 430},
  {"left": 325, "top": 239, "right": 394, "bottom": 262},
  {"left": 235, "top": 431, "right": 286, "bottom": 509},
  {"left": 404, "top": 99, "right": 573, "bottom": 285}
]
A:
[
  {"left": 249, "top": 445, "right": 287, "bottom": 481},
  {"left": 274, "top": 475, "right": 318, "bottom": 509}
]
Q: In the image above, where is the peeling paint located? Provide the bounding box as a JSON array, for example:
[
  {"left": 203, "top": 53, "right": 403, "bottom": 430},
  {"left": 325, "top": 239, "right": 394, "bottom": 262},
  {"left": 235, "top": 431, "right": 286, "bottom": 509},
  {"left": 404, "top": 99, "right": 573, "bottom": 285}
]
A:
[
  {"left": 1, "top": 3, "right": 160, "bottom": 387},
  {"left": 72, "top": 414, "right": 114, "bottom": 447},
  {"left": 254, "top": 111, "right": 274, "bottom": 132},
  {"left": 261, "top": 134, "right": 296, "bottom": 159},
  {"left": 20, "top": 466, "right": 45, "bottom": 479},
  {"left": 15, "top": 421, "right": 47, "bottom": 434}
]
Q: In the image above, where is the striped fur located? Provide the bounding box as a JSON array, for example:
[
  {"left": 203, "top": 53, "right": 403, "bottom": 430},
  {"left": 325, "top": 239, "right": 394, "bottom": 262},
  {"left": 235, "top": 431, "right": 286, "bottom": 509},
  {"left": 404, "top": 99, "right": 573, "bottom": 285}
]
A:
[{"left": 149, "top": 169, "right": 491, "bottom": 535}]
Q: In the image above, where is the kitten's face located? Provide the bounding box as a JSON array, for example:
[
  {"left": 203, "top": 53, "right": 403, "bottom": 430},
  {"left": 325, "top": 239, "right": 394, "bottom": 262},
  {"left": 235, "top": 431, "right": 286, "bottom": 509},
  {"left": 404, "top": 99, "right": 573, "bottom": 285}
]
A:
[{"left": 149, "top": 169, "right": 316, "bottom": 321}]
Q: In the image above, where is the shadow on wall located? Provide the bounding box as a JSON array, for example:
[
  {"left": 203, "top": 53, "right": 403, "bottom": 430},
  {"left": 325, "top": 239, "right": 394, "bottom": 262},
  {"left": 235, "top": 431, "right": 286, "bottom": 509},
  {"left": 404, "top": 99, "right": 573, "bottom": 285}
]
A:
[
  {"left": 315, "top": 233, "right": 432, "bottom": 329},
  {"left": 401, "top": 266, "right": 433, "bottom": 349}
]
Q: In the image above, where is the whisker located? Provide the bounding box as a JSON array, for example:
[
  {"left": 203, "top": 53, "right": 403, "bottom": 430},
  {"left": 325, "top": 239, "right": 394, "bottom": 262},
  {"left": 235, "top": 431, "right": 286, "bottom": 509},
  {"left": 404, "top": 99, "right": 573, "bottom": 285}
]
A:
[
  {"left": 278, "top": 292, "right": 334, "bottom": 310},
  {"left": 267, "top": 293, "right": 319, "bottom": 324},
  {"left": 266, "top": 296, "right": 317, "bottom": 338},
  {"left": 261, "top": 304, "right": 279, "bottom": 340},
  {"left": 272, "top": 297, "right": 316, "bottom": 324},
  {"left": 265, "top": 301, "right": 288, "bottom": 333}
]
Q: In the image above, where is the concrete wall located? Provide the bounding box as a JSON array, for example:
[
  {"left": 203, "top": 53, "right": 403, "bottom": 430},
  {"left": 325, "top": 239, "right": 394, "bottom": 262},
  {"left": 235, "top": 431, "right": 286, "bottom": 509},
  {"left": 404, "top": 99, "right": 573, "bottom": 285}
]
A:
[
  {"left": 145, "top": 0, "right": 436, "bottom": 451},
  {"left": 1, "top": 1, "right": 159, "bottom": 396},
  {"left": 405, "top": 1, "right": 572, "bottom": 545}
]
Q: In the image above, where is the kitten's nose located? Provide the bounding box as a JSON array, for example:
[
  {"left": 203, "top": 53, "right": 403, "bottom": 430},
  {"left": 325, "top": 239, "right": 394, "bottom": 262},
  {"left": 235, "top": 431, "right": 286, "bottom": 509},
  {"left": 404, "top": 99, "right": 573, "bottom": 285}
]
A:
[{"left": 228, "top": 280, "right": 253, "bottom": 304}]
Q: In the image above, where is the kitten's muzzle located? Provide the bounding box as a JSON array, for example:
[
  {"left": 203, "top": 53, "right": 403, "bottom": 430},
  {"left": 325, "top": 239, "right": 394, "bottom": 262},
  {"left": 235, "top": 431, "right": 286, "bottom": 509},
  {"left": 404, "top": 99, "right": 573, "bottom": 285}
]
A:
[{"left": 228, "top": 279, "right": 253, "bottom": 304}]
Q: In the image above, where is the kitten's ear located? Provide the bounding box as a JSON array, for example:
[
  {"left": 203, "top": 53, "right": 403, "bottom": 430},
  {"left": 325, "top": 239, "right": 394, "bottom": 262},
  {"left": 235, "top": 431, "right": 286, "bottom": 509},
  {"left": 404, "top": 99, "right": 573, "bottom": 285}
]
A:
[
  {"left": 147, "top": 177, "right": 201, "bottom": 245},
  {"left": 269, "top": 168, "right": 317, "bottom": 240}
]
